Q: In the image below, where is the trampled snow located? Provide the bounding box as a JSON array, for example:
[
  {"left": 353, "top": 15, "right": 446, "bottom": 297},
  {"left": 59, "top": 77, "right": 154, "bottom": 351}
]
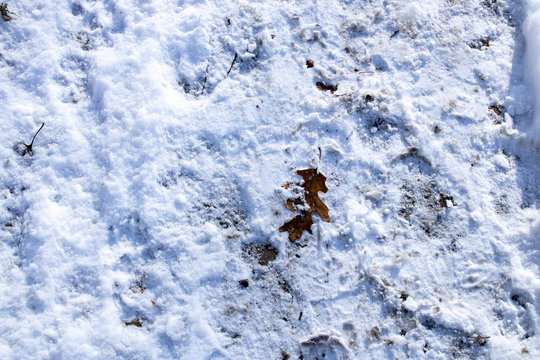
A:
[{"left": 0, "top": 0, "right": 539, "bottom": 359}]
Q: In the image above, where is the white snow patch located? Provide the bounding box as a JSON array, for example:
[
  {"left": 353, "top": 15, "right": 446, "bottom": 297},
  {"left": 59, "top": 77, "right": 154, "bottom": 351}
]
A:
[{"left": 524, "top": 0, "right": 540, "bottom": 142}]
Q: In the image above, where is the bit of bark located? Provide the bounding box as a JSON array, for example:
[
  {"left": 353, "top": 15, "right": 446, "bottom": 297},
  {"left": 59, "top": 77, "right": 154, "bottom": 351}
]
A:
[
  {"left": 125, "top": 318, "right": 142, "bottom": 327},
  {"left": 316, "top": 81, "right": 338, "bottom": 94},
  {"left": 490, "top": 105, "right": 502, "bottom": 116},
  {"left": 1, "top": 3, "right": 12, "bottom": 21}
]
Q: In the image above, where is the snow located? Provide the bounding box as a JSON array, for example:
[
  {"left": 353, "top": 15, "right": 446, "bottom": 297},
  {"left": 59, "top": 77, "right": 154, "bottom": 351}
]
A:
[
  {"left": 524, "top": 0, "right": 540, "bottom": 142},
  {"left": 0, "top": 0, "right": 539, "bottom": 359}
]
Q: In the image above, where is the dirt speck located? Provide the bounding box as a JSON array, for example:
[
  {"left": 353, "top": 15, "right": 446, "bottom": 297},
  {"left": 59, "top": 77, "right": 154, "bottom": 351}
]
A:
[
  {"left": 316, "top": 81, "right": 338, "bottom": 94},
  {"left": 490, "top": 105, "right": 503, "bottom": 116},
  {"left": 369, "top": 326, "right": 381, "bottom": 341},
  {"left": 439, "top": 194, "right": 455, "bottom": 208},
  {"left": 125, "top": 318, "right": 142, "bottom": 327},
  {"left": 242, "top": 243, "right": 278, "bottom": 266}
]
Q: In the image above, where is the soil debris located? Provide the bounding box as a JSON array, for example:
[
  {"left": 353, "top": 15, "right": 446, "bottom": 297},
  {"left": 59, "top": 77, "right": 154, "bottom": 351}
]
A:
[
  {"left": 316, "top": 81, "right": 338, "bottom": 93},
  {"left": 125, "top": 318, "right": 142, "bottom": 327}
]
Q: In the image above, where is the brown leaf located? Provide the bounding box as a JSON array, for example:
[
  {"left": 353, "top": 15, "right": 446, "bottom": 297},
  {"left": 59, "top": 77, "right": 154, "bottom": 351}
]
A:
[
  {"left": 285, "top": 199, "right": 295, "bottom": 212},
  {"left": 285, "top": 197, "right": 303, "bottom": 212},
  {"left": 279, "top": 168, "right": 330, "bottom": 242},
  {"left": 297, "top": 168, "right": 330, "bottom": 222},
  {"left": 279, "top": 212, "right": 313, "bottom": 242}
]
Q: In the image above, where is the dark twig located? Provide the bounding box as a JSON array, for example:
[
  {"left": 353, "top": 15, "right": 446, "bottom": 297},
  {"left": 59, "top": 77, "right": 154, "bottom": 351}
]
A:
[
  {"left": 392, "top": 146, "right": 432, "bottom": 167},
  {"left": 469, "top": 334, "right": 490, "bottom": 346},
  {"left": 201, "top": 64, "right": 209, "bottom": 95},
  {"left": 22, "top": 123, "right": 44, "bottom": 157},
  {"left": 227, "top": 53, "right": 238, "bottom": 75}
]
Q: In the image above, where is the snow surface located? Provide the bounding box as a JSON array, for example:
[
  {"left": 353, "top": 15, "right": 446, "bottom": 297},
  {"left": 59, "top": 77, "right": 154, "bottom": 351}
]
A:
[
  {"left": 0, "top": 0, "right": 539, "bottom": 359},
  {"left": 524, "top": 0, "right": 540, "bottom": 142}
]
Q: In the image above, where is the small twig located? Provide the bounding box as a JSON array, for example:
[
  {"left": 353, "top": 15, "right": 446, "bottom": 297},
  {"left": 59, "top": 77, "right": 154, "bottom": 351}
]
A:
[
  {"left": 227, "top": 53, "right": 238, "bottom": 75},
  {"left": 469, "top": 334, "right": 490, "bottom": 346},
  {"left": 392, "top": 146, "right": 432, "bottom": 167},
  {"left": 201, "top": 64, "right": 209, "bottom": 95},
  {"left": 22, "top": 123, "right": 44, "bottom": 157}
]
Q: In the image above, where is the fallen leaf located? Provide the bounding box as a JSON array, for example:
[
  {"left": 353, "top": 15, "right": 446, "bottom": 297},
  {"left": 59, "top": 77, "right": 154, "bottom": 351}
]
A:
[
  {"left": 279, "top": 168, "right": 330, "bottom": 241},
  {"left": 297, "top": 168, "right": 330, "bottom": 221},
  {"left": 279, "top": 212, "right": 313, "bottom": 242},
  {"left": 285, "top": 199, "right": 295, "bottom": 212},
  {"left": 285, "top": 197, "right": 303, "bottom": 212}
]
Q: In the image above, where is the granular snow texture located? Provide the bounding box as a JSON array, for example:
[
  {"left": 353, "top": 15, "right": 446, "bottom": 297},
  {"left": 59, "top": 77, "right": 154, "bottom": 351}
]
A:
[{"left": 0, "top": 0, "right": 539, "bottom": 359}]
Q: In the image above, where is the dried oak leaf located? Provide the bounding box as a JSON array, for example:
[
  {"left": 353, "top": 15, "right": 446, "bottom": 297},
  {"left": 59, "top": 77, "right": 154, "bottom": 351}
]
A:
[
  {"left": 297, "top": 168, "right": 330, "bottom": 222},
  {"left": 279, "top": 168, "right": 330, "bottom": 241},
  {"left": 285, "top": 197, "right": 303, "bottom": 213},
  {"left": 279, "top": 212, "right": 313, "bottom": 242}
]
